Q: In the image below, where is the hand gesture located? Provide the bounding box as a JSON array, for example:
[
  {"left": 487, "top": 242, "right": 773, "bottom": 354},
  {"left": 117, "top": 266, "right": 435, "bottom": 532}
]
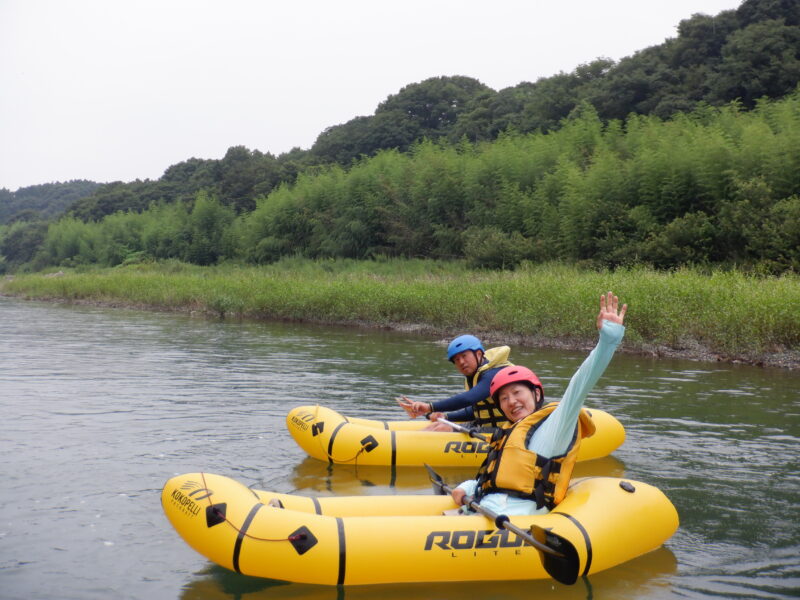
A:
[
  {"left": 396, "top": 396, "right": 430, "bottom": 419},
  {"left": 597, "top": 291, "right": 627, "bottom": 329}
]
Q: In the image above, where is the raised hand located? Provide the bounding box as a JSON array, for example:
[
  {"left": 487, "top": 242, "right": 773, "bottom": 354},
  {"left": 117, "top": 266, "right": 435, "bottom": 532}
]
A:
[{"left": 597, "top": 291, "right": 627, "bottom": 329}]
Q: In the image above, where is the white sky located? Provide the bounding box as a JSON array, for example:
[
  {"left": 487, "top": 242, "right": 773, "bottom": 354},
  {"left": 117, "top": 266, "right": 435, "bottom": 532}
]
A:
[{"left": 1, "top": 0, "right": 744, "bottom": 191}]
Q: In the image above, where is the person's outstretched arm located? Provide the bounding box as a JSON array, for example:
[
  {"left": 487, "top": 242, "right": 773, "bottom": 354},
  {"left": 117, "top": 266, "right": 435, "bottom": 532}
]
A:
[{"left": 528, "top": 292, "right": 627, "bottom": 457}]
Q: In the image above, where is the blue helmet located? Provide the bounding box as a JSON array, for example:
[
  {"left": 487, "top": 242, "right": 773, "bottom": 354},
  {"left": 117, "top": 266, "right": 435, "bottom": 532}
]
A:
[{"left": 447, "top": 334, "right": 484, "bottom": 361}]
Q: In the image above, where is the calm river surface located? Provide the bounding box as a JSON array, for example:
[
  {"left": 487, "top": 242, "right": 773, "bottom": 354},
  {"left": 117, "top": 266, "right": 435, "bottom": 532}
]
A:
[{"left": 1, "top": 296, "right": 798, "bottom": 600}]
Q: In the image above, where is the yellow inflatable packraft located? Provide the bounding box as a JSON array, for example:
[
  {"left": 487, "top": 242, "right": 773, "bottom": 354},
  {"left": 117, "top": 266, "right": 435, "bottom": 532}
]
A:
[
  {"left": 286, "top": 404, "right": 625, "bottom": 467},
  {"left": 162, "top": 472, "right": 678, "bottom": 586}
]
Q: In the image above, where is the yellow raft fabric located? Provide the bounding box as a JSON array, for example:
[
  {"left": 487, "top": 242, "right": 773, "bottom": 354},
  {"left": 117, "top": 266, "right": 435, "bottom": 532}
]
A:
[
  {"left": 162, "top": 472, "right": 679, "bottom": 586},
  {"left": 286, "top": 404, "right": 625, "bottom": 467}
]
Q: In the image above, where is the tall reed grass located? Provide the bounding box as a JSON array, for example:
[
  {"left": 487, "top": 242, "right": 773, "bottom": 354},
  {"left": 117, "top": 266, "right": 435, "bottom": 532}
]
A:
[{"left": 2, "top": 259, "right": 798, "bottom": 364}]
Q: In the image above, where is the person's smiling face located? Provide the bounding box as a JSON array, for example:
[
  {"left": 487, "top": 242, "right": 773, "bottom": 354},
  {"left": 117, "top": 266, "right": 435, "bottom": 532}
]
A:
[{"left": 498, "top": 382, "right": 537, "bottom": 422}]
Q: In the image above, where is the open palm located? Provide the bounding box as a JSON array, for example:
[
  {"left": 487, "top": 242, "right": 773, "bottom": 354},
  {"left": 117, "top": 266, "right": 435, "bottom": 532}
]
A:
[{"left": 597, "top": 291, "right": 627, "bottom": 329}]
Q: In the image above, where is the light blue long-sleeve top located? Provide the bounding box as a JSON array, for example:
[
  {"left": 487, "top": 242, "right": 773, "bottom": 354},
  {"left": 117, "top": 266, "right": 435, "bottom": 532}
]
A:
[{"left": 456, "top": 319, "right": 625, "bottom": 516}]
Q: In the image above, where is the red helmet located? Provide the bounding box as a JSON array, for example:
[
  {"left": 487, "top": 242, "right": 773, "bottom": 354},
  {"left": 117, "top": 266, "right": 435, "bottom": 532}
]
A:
[{"left": 489, "top": 365, "right": 544, "bottom": 404}]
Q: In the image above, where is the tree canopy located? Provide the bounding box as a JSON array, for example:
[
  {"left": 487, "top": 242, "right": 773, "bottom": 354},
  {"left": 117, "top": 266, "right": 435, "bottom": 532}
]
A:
[
  {"left": 0, "top": 180, "right": 100, "bottom": 225},
  {"left": 2, "top": 0, "right": 799, "bottom": 275}
]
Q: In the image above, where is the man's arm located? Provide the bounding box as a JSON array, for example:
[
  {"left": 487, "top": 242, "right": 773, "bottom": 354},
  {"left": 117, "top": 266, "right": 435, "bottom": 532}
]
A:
[
  {"left": 442, "top": 405, "right": 476, "bottom": 422},
  {"left": 431, "top": 372, "right": 495, "bottom": 412},
  {"left": 398, "top": 367, "right": 502, "bottom": 418}
]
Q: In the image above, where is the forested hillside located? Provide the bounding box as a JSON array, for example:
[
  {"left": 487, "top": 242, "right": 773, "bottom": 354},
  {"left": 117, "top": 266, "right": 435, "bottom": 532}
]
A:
[
  {"left": 1, "top": 0, "right": 798, "bottom": 274},
  {"left": 59, "top": 0, "right": 800, "bottom": 224},
  {"left": 0, "top": 181, "right": 100, "bottom": 224},
  {"left": 10, "top": 92, "right": 799, "bottom": 274}
]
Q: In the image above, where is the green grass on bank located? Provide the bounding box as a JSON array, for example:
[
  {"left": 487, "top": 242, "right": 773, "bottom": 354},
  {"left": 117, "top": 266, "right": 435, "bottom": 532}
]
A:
[{"left": 2, "top": 259, "right": 799, "bottom": 362}]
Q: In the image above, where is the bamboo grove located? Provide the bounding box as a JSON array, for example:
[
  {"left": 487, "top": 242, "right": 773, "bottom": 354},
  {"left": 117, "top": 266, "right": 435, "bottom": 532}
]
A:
[{"left": 4, "top": 91, "right": 798, "bottom": 274}]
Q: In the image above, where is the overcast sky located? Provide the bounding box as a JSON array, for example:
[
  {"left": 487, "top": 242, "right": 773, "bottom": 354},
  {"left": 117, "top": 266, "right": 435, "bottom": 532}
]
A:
[{"left": 1, "top": 0, "right": 744, "bottom": 191}]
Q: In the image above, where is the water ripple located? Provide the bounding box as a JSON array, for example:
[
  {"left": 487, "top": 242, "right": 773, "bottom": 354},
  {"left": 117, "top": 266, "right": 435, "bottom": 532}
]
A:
[{"left": 1, "top": 297, "right": 798, "bottom": 600}]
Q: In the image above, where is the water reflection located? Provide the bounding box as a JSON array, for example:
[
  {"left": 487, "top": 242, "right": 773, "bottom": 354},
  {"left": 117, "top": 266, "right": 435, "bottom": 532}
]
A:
[
  {"left": 288, "top": 455, "right": 626, "bottom": 496},
  {"left": 178, "top": 547, "right": 678, "bottom": 600}
]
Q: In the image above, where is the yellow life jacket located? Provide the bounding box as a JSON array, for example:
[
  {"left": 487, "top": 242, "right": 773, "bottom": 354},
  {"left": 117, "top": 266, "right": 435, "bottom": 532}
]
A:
[
  {"left": 466, "top": 346, "right": 513, "bottom": 427},
  {"left": 474, "top": 402, "right": 596, "bottom": 509}
]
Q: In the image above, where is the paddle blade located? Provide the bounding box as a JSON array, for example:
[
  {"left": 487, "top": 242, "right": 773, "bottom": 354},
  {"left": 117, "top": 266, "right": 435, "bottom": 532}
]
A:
[
  {"left": 531, "top": 525, "right": 580, "bottom": 585},
  {"left": 423, "top": 463, "right": 448, "bottom": 495}
]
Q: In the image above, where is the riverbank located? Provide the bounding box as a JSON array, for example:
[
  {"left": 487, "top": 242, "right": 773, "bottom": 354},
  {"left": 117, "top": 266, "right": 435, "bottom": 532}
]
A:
[{"left": 3, "top": 260, "right": 799, "bottom": 369}]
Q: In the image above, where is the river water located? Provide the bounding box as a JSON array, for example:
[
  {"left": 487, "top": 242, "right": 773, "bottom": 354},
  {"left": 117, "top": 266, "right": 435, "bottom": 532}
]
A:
[{"left": 1, "top": 296, "right": 798, "bottom": 600}]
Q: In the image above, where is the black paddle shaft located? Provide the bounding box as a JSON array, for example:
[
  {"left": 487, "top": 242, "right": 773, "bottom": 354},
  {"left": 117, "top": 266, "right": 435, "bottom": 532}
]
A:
[
  {"left": 435, "top": 417, "right": 489, "bottom": 441},
  {"left": 423, "top": 463, "right": 581, "bottom": 585}
]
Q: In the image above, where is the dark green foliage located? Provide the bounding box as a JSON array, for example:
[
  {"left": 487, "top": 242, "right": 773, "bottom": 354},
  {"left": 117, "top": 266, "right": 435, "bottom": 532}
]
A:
[
  {"left": 9, "top": 90, "right": 800, "bottom": 274},
  {"left": 186, "top": 191, "right": 235, "bottom": 265},
  {"left": 161, "top": 157, "right": 217, "bottom": 187},
  {"left": 673, "top": 12, "right": 739, "bottom": 67},
  {"left": 638, "top": 211, "right": 717, "bottom": 268},
  {"left": 38, "top": 217, "right": 100, "bottom": 267},
  {"left": 6, "top": 209, "right": 43, "bottom": 224},
  {"left": 448, "top": 59, "right": 617, "bottom": 143},
  {"left": 68, "top": 148, "right": 288, "bottom": 222},
  {"left": 309, "top": 116, "right": 374, "bottom": 165},
  {"left": 69, "top": 181, "right": 152, "bottom": 221},
  {"left": 22, "top": 192, "right": 234, "bottom": 268},
  {"left": 217, "top": 146, "right": 284, "bottom": 213},
  {"left": 447, "top": 88, "right": 518, "bottom": 142},
  {"left": 229, "top": 92, "right": 800, "bottom": 273},
  {"left": 4, "top": 0, "right": 800, "bottom": 274},
  {"left": 46, "top": 0, "right": 800, "bottom": 231},
  {"left": 709, "top": 19, "right": 800, "bottom": 107},
  {"left": 523, "top": 61, "right": 615, "bottom": 132},
  {"left": 309, "top": 76, "right": 489, "bottom": 164},
  {"left": 0, "top": 180, "right": 100, "bottom": 224},
  {"left": 0, "top": 220, "right": 49, "bottom": 267},
  {"left": 462, "top": 226, "right": 533, "bottom": 269},
  {"left": 141, "top": 203, "right": 191, "bottom": 261},
  {"left": 738, "top": 0, "right": 800, "bottom": 27},
  {"left": 377, "top": 76, "right": 491, "bottom": 136}
]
